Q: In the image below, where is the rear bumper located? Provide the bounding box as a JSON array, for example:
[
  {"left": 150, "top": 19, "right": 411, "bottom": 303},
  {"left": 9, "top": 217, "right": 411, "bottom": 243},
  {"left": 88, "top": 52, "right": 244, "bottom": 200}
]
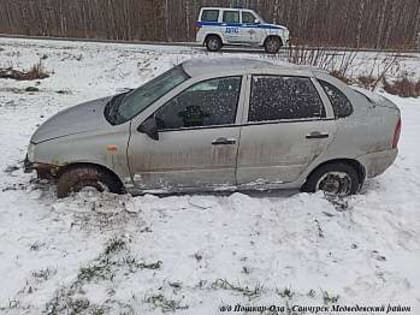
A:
[
  {"left": 196, "top": 32, "right": 206, "bottom": 45},
  {"left": 357, "top": 148, "right": 398, "bottom": 178}
]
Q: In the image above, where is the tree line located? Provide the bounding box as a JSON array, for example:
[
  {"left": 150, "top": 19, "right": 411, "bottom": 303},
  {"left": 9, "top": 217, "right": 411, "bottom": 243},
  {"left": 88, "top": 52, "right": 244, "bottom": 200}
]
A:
[{"left": 0, "top": 0, "right": 419, "bottom": 49}]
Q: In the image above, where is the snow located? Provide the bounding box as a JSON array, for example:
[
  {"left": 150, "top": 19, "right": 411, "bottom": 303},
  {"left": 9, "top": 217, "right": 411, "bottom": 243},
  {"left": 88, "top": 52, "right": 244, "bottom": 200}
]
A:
[{"left": 0, "top": 38, "right": 420, "bottom": 314}]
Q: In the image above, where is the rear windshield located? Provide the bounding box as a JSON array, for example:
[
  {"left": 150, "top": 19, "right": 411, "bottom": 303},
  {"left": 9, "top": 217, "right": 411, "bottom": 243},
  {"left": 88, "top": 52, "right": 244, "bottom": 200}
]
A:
[
  {"left": 201, "top": 10, "right": 219, "bottom": 22},
  {"left": 353, "top": 89, "right": 374, "bottom": 104}
]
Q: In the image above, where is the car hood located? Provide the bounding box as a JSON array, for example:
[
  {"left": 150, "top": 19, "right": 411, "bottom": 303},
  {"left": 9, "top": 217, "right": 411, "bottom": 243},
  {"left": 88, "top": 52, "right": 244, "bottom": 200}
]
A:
[
  {"left": 31, "top": 96, "right": 113, "bottom": 144},
  {"left": 262, "top": 23, "right": 288, "bottom": 30}
]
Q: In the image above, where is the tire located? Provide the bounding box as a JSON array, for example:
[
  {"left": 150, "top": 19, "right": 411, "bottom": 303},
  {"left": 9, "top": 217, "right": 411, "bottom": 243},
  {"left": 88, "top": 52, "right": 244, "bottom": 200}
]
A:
[
  {"left": 301, "top": 162, "right": 360, "bottom": 197},
  {"left": 206, "top": 35, "right": 222, "bottom": 52},
  {"left": 56, "top": 165, "right": 123, "bottom": 198},
  {"left": 264, "top": 36, "right": 282, "bottom": 54}
]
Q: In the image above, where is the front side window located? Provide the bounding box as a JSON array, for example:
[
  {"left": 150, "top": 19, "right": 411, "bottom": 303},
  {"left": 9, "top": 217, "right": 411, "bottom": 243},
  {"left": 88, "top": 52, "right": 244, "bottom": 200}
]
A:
[
  {"left": 201, "top": 10, "right": 219, "bottom": 22},
  {"left": 242, "top": 11, "right": 256, "bottom": 24},
  {"left": 319, "top": 80, "right": 353, "bottom": 118},
  {"left": 223, "top": 11, "right": 240, "bottom": 24},
  {"left": 155, "top": 76, "right": 242, "bottom": 130},
  {"left": 248, "top": 76, "right": 326, "bottom": 122},
  {"left": 107, "top": 66, "right": 189, "bottom": 125}
]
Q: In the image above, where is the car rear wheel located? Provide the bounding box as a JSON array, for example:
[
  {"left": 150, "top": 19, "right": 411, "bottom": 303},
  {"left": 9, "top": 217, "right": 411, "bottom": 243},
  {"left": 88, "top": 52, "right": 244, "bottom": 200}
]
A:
[
  {"left": 302, "top": 162, "right": 360, "bottom": 197},
  {"left": 56, "top": 165, "right": 123, "bottom": 198},
  {"left": 206, "top": 35, "right": 222, "bottom": 52},
  {"left": 264, "top": 36, "right": 282, "bottom": 54}
]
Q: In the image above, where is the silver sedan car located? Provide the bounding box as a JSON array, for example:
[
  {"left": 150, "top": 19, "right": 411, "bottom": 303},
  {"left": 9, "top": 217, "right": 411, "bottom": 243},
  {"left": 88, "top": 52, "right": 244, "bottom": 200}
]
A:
[{"left": 25, "top": 58, "right": 401, "bottom": 198}]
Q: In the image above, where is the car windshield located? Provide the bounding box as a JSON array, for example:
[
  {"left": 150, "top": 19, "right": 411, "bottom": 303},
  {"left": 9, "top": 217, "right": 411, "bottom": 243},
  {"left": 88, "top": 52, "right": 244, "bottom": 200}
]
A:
[
  {"left": 105, "top": 65, "right": 189, "bottom": 125},
  {"left": 254, "top": 12, "right": 265, "bottom": 23}
]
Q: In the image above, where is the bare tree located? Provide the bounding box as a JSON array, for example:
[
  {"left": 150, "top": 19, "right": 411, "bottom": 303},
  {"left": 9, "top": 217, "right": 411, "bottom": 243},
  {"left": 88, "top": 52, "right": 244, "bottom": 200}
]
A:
[
  {"left": 0, "top": 0, "right": 419, "bottom": 48},
  {"left": 355, "top": 0, "right": 365, "bottom": 48},
  {"left": 412, "top": 0, "right": 420, "bottom": 49}
]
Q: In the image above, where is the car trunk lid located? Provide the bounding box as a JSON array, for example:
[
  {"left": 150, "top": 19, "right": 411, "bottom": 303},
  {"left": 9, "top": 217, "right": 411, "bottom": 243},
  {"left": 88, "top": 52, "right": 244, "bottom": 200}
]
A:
[{"left": 351, "top": 87, "right": 399, "bottom": 110}]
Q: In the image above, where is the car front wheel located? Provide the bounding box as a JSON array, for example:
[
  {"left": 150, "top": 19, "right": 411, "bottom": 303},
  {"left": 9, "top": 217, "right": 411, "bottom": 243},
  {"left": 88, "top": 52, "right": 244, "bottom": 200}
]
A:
[
  {"left": 264, "top": 37, "right": 281, "bottom": 54},
  {"left": 56, "top": 165, "right": 123, "bottom": 198},
  {"left": 302, "top": 162, "right": 361, "bottom": 197}
]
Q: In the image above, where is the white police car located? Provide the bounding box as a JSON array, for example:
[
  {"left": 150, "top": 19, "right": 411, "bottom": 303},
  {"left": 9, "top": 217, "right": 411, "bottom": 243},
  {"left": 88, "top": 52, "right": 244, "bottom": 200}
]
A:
[{"left": 195, "top": 7, "right": 290, "bottom": 53}]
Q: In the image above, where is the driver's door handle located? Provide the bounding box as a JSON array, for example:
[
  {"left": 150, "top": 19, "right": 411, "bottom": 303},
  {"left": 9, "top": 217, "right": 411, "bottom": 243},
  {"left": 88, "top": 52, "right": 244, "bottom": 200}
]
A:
[
  {"left": 212, "top": 137, "right": 236, "bottom": 145},
  {"left": 306, "top": 131, "right": 329, "bottom": 139}
]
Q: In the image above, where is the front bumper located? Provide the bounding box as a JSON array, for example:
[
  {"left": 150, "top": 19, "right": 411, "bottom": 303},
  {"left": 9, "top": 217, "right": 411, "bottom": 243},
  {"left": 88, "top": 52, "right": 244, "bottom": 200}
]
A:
[
  {"left": 23, "top": 154, "right": 34, "bottom": 173},
  {"left": 23, "top": 154, "right": 56, "bottom": 179}
]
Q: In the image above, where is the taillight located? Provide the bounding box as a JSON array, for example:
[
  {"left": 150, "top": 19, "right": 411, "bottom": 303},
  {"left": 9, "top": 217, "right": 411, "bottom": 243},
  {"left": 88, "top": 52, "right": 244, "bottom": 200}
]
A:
[
  {"left": 392, "top": 118, "right": 402, "bottom": 149},
  {"left": 194, "top": 22, "right": 202, "bottom": 33}
]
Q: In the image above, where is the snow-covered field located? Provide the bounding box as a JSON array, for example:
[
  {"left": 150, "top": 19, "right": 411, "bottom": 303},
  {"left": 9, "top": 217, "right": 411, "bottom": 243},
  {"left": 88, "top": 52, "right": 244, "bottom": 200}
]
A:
[{"left": 0, "top": 38, "right": 419, "bottom": 314}]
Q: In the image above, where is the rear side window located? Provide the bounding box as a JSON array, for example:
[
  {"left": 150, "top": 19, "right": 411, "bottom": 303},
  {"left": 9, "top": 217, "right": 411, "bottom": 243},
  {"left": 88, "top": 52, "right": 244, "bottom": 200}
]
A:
[
  {"left": 223, "top": 11, "right": 240, "bottom": 24},
  {"left": 201, "top": 10, "right": 219, "bottom": 22},
  {"left": 249, "top": 76, "right": 326, "bottom": 122},
  {"left": 319, "top": 80, "right": 353, "bottom": 118}
]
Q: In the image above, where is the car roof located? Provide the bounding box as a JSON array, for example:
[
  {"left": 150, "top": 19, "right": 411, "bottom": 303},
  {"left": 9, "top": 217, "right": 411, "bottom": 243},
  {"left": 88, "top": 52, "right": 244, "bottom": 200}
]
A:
[
  {"left": 181, "top": 58, "right": 319, "bottom": 78},
  {"left": 200, "top": 7, "right": 252, "bottom": 10}
]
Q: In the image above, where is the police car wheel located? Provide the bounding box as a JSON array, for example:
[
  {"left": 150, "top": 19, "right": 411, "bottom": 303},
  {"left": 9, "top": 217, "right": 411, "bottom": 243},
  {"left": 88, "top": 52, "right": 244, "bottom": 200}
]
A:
[
  {"left": 206, "top": 36, "right": 222, "bottom": 52},
  {"left": 264, "top": 37, "right": 281, "bottom": 54}
]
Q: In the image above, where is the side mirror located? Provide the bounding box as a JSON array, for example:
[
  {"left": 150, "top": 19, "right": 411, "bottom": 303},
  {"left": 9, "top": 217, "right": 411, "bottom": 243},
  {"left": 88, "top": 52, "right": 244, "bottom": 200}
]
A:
[
  {"left": 254, "top": 19, "right": 261, "bottom": 24},
  {"left": 138, "top": 116, "right": 159, "bottom": 141}
]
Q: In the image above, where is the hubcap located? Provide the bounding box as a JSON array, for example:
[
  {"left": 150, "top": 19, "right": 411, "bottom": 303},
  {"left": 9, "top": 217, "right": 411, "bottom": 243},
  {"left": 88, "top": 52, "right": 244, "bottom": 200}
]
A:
[
  {"left": 208, "top": 39, "right": 219, "bottom": 50},
  {"left": 316, "top": 171, "right": 352, "bottom": 196},
  {"left": 78, "top": 181, "right": 109, "bottom": 195},
  {"left": 267, "top": 40, "right": 279, "bottom": 52}
]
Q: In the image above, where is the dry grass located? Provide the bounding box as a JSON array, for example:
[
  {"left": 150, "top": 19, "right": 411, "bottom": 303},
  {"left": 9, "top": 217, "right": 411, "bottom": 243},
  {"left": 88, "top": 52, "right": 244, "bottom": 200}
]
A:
[
  {"left": 287, "top": 46, "right": 420, "bottom": 98},
  {"left": 383, "top": 75, "right": 420, "bottom": 97},
  {"left": 288, "top": 46, "right": 358, "bottom": 80},
  {"left": 330, "top": 70, "right": 352, "bottom": 84},
  {"left": 356, "top": 75, "right": 377, "bottom": 89},
  {"left": 0, "top": 61, "right": 49, "bottom": 80}
]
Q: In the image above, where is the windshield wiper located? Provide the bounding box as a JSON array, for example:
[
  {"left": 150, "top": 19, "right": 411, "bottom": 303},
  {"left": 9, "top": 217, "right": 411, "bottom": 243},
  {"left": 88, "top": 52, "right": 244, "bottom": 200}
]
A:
[{"left": 105, "top": 89, "right": 133, "bottom": 124}]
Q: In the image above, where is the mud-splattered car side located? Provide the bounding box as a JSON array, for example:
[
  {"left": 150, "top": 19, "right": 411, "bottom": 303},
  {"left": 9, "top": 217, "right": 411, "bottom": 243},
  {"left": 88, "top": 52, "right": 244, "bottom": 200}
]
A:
[{"left": 25, "top": 58, "right": 401, "bottom": 198}]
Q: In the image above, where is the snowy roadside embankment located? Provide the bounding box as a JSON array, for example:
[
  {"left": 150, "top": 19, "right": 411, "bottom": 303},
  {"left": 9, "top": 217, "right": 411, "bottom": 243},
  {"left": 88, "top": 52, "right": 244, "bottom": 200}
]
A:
[{"left": 0, "top": 38, "right": 419, "bottom": 314}]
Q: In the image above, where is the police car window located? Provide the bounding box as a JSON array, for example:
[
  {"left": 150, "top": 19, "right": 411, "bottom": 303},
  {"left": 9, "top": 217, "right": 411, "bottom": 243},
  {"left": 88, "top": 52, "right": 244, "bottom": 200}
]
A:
[
  {"left": 319, "top": 80, "right": 353, "bottom": 118},
  {"left": 249, "top": 76, "right": 326, "bottom": 122},
  {"left": 223, "top": 11, "right": 240, "bottom": 24},
  {"left": 201, "top": 10, "right": 219, "bottom": 22},
  {"left": 242, "top": 12, "right": 256, "bottom": 24},
  {"left": 156, "top": 77, "right": 242, "bottom": 130}
]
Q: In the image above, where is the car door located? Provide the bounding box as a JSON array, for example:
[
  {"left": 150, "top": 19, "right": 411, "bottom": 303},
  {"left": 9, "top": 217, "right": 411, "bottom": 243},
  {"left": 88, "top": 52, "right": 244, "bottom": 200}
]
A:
[
  {"left": 198, "top": 9, "right": 221, "bottom": 41},
  {"left": 222, "top": 10, "right": 241, "bottom": 43},
  {"left": 128, "top": 76, "right": 245, "bottom": 192},
  {"left": 236, "top": 74, "right": 337, "bottom": 188},
  {"left": 240, "top": 10, "right": 260, "bottom": 44}
]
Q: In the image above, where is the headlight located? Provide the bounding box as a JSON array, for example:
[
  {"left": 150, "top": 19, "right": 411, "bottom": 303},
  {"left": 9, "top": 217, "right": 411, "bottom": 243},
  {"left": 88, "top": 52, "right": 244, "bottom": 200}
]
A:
[{"left": 27, "top": 142, "right": 35, "bottom": 161}]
